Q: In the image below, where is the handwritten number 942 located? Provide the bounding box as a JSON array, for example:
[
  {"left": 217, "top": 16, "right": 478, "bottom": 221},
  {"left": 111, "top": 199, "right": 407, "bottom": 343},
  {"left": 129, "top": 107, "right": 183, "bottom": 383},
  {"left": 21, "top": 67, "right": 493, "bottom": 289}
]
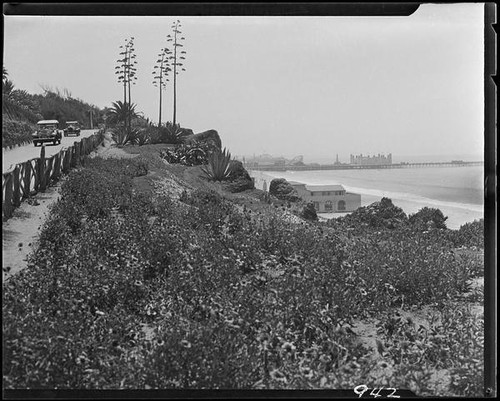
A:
[{"left": 354, "top": 385, "right": 400, "bottom": 398}]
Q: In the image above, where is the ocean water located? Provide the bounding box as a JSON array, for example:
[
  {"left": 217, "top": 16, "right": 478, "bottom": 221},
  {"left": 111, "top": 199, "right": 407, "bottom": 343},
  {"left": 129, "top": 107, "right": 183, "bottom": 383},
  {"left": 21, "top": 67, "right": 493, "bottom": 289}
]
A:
[{"left": 249, "top": 166, "right": 484, "bottom": 230}]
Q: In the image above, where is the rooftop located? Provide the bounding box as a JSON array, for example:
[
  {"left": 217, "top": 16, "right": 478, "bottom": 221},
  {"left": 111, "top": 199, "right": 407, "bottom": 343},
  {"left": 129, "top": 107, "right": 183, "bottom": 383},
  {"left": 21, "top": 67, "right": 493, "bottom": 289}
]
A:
[
  {"left": 289, "top": 181, "right": 345, "bottom": 192},
  {"left": 305, "top": 184, "right": 345, "bottom": 192}
]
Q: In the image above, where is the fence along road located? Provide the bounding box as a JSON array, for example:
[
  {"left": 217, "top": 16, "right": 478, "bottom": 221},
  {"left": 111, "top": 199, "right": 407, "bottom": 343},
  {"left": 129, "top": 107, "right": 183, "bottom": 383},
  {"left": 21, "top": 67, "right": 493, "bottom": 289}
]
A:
[
  {"left": 2, "top": 129, "right": 97, "bottom": 173},
  {"left": 2, "top": 130, "right": 103, "bottom": 221}
]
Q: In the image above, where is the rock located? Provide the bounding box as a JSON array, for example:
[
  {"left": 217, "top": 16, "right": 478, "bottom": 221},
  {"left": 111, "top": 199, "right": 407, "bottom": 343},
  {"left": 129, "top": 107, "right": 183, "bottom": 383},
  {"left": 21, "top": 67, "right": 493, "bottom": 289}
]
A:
[
  {"left": 177, "top": 127, "right": 194, "bottom": 138},
  {"left": 269, "top": 178, "right": 301, "bottom": 202},
  {"left": 181, "top": 129, "right": 222, "bottom": 149},
  {"left": 223, "top": 160, "right": 255, "bottom": 193}
]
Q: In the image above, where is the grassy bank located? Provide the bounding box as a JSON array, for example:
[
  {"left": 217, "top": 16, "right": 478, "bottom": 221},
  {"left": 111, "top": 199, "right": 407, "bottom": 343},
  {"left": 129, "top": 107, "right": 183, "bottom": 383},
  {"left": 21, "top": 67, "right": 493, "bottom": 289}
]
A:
[{"left": 2, "top": 146, "right": 484, "bottom": 395}]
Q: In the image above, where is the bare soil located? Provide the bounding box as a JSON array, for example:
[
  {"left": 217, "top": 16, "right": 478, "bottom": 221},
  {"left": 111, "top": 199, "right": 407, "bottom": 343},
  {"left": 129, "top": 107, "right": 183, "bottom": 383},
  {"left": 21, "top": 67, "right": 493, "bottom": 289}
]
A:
[{"left": 2, "top": 182, "right": 63, "bottom": 282}]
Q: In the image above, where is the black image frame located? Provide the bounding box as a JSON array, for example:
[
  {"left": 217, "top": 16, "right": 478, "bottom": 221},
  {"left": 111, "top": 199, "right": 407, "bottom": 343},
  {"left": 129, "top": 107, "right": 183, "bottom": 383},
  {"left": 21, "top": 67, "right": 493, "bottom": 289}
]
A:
[{"left": 2, "top": 2, "right": 496, "bottom": 399}]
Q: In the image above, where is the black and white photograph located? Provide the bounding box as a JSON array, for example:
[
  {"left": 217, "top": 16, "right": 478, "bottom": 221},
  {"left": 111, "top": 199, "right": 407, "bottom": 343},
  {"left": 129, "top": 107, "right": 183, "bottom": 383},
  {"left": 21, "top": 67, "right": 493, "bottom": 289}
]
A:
[{"left": 2, "top": 3, "right": 495, "bottom": 398}]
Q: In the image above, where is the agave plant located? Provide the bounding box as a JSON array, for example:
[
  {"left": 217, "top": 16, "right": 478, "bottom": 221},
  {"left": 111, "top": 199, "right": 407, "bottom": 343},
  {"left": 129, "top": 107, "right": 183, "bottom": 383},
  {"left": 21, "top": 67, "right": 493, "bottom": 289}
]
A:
[
  {"left": 112, "top": 127, "right": 137, "bottom": 146},
  {"left": 134, "top": 128, "right": 151, "bottom": 146},
  {"left": 201, "top": 147, "right": 234, "bottom": 181}
]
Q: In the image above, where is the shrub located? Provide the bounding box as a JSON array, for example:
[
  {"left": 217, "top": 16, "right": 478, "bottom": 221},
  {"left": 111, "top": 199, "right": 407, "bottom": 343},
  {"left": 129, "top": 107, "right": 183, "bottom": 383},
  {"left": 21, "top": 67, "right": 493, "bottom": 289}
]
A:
[
  {"left": 268, "top": 178, "right": 301, "bottom": 202},
  {"left": 148, "top": 126, "right": 181, "bottom": 145},
  {"left": 330, "top": 197, "right": 408, "bottom": 231},
  {"left": 449, "top": 219, "right": 484, "bottom": 248},
  {"left": 2, "top": 118, "right": 35, "bottom": 148},
  {"left": 160, "top": 143, "right": 217, "bottom": 166},
  {"left": 301, "top": 202, "right": 318, "bottom": 221},
  {"left": 409, "top": 207, "right": 448, "bottom": 230},
  {"left": 379, "top": 303, "right": 484, "bottom": 397}
]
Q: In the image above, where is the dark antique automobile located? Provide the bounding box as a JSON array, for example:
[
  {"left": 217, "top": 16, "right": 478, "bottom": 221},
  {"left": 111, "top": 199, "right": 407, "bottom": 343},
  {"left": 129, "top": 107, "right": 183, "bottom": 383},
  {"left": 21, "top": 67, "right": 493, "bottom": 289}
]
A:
[
  {"left": 32, "top": 120, "right": 63, "bottom": 146},
  {"left": 64, "top": 121, "right": 81, "bottom": 137}
]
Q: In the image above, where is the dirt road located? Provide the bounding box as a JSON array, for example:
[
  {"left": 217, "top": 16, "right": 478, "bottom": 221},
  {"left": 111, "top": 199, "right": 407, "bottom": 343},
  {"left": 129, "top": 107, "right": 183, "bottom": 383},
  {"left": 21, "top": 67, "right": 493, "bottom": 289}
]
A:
[{"left": 2, "top": 129, "right": 98, "bottom": 173}]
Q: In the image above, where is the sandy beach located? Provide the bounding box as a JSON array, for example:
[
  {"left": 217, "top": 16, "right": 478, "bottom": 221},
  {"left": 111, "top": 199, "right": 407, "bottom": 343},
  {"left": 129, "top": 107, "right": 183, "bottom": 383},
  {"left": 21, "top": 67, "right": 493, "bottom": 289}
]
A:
[{"left": 249, "top": 170, "right": 483, "bottom": 230}]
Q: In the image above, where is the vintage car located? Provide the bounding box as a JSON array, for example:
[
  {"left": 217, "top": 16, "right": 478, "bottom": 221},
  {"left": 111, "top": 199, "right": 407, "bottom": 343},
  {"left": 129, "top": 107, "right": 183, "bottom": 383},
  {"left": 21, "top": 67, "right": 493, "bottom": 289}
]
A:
[
  {"left": 64, "top": 121, "right": 81, "bottom": 137},
  {"left": 32, "top": 120, "right": 63, "bottom": 146}
]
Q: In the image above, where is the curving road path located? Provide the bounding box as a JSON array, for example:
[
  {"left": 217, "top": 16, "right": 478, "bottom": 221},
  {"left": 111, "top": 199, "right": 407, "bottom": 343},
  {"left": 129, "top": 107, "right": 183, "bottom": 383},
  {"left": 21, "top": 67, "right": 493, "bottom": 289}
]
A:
[{"left": 2, "top": 129, "right": 98, "bottom": 173}]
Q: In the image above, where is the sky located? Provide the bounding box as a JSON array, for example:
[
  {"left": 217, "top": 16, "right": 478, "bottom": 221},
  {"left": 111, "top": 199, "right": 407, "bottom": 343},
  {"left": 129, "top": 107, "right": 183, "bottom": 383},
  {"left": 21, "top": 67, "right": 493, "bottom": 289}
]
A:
[{"left": 3, "top": 4, "right": 485, "bottom": 163}]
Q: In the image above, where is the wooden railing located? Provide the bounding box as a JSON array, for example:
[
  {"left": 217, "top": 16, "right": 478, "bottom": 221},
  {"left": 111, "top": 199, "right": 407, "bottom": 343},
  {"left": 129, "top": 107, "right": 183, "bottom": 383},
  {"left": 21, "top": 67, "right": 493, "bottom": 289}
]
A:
[{"left": 2, "top": 132, "right": 103, "bottom": 221}]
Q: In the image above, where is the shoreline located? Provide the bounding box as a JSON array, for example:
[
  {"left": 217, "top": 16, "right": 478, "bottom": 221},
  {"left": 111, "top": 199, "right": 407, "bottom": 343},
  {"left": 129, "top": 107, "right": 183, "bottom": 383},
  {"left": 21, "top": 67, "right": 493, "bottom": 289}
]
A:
[{"left": 249, "top": 170, "right": 483, "bottom": 230}]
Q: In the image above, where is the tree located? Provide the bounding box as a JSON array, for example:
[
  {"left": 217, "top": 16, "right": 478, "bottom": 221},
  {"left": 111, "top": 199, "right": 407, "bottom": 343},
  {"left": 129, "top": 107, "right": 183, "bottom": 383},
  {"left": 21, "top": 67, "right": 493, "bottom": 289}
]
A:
[
  {"left": 166, "top": 20, "right": 187, "bottom": 126},
  {"left": 106, "top": 101, "right": 137, "bottom": 126},
  {"left": 2, "top": 79, "right": 15, "bottom": 99},
  {"left": 115, "top": 37, "right": 138, "bottom": 133},
  {"left": 152, "top": 47, "right": 172, "bottom": 127}
]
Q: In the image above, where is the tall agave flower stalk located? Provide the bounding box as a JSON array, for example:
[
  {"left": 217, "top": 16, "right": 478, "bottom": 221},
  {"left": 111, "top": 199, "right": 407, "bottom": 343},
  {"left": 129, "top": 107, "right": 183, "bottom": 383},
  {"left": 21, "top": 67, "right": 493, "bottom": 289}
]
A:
[
  {"left": 166, "top": 20, "right": 187, "bottom": 127},
  {"left": 115, "top": 37, "right": 137, "bottom": 134},
  {"left": 152, "top": 47, "right": 172, "bottom": 127},
  {"left": 201, "top": 147, "right": 233, "bottom": 181}
]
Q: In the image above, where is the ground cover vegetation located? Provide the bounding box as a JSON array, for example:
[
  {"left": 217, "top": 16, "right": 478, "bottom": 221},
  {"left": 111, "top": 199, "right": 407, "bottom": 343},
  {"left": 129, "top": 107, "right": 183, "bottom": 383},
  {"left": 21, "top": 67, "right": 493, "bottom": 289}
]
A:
[{"left": 3, "top": 149, "right": 484, "bottom": 395}]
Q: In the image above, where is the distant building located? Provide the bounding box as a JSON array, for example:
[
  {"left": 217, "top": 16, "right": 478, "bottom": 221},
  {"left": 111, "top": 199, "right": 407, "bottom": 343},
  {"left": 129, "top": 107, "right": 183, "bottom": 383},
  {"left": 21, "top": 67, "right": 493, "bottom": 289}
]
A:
[
  {"left": 350, "top": 153, "right": 392, "bottom": 165},
  {"left": 244, "top": 154, "right": 304, "bottom": 167},
  {"left": 289, "top": 181, "right": 361, "bottom": 213}
]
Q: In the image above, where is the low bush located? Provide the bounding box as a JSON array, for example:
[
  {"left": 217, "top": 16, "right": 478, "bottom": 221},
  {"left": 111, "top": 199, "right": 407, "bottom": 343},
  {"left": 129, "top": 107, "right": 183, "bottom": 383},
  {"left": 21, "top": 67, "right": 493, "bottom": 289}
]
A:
[
  {"left": 448, "top": 219, "right": 484, "bottom": 249},
  {"left": 2, "top": 118, "right": 35, "bottom": 148},
  {"left": 269, "top": 179, "right": 301, "bottom": 202},
  {"left": 409, "top": 207, "right": 448, "bottom": 229},
  {"left": 301, "top": 202, "right": 318, "bottom": 221},
  {"left": 326, "top": 197, "right": 408, "bottom": 234},
  {"left": 160, "top": 143, "right": 216, "bottom": 166},
  {"left": 378, "top": 303, "right": 483, "bottom": 397}
]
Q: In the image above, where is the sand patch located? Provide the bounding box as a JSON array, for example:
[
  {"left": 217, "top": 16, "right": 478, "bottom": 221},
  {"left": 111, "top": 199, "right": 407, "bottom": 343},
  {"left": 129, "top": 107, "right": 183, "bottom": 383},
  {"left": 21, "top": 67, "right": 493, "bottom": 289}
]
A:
[
  {"left": 2, "top": 181, "right": 63, "bottom": 281},
  {"left": 89, "top": 132, "right": 139, "bottom": 160}
]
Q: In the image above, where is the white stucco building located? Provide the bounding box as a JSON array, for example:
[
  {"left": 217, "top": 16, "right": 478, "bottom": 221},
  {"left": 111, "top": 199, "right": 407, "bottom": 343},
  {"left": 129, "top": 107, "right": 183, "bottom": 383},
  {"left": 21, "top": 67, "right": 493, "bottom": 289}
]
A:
[{"left": 289, "top": 181, "right": 361, "bottom": 213}]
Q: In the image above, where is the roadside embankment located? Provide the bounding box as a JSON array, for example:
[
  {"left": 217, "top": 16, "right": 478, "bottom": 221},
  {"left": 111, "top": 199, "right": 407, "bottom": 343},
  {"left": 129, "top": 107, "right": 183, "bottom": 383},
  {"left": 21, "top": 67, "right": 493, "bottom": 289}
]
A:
[{"left": 2, "top": 140, "right": 485, "bottom": 396}]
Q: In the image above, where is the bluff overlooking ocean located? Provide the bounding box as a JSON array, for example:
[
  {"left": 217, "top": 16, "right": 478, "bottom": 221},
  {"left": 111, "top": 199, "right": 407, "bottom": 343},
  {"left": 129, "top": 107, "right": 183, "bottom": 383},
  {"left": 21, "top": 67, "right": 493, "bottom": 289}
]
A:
[{"left": 249, "top": 165, "right": 483, "bottom": 229}]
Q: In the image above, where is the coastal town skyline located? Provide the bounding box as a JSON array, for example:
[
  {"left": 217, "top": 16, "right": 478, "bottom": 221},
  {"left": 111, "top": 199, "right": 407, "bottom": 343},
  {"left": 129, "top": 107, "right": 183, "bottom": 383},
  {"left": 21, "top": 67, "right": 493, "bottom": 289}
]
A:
[
  {"left": 4, "top": 4, "right": 484, "bottom": 160},
  {"left": 237, "top": 151, "right": 483, "bottom": 165}
]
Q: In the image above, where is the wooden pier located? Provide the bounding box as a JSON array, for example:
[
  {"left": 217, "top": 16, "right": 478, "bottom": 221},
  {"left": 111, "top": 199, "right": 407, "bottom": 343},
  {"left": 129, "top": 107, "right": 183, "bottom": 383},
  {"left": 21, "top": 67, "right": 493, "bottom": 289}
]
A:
[{"left": 247, "top": 161, "right": 484, "bottom": 172}]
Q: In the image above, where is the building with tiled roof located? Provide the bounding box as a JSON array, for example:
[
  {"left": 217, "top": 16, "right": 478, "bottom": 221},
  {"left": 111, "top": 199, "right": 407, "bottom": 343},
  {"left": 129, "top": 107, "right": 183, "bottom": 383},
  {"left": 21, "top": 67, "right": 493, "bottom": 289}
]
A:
[{"left": 289, "top": 182, "right": 361, "bottom": 213}]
